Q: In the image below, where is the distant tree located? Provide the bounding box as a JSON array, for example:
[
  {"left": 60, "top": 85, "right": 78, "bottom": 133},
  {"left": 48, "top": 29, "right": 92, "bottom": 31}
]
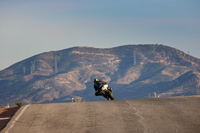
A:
[
  {"left": 15, "top": 102, "right": 23, "bottom": 107},
  {"left": 75, "top": 99, "right": 83, "bottom": 102}
]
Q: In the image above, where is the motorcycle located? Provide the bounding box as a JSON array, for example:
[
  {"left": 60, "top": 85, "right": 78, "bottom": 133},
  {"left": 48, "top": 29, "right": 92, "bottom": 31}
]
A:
[{"left": 100, "top": 84, "right": 114, "bottom": 100}]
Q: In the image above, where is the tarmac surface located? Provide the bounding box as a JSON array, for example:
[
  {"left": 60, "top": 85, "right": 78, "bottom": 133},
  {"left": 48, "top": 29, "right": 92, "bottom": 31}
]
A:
[{"left": 2, "top": 96, "right": 200, "bottom": 133}]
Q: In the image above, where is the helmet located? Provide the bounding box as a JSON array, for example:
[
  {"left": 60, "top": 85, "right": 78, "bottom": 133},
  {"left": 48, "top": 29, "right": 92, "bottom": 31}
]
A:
[{"left": 94, "top": 78, "right": 99, "bottom": 82}]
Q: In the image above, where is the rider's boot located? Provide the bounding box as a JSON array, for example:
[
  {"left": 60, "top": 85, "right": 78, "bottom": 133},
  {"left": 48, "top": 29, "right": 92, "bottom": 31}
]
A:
[{"left": 95, "top": 91, "right": 102, "bottom": 96}]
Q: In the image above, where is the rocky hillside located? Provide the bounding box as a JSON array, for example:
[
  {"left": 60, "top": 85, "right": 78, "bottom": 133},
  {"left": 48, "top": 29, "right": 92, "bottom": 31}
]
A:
[{"left": 0, "top": 44, "right": 200, "bottom": 106}]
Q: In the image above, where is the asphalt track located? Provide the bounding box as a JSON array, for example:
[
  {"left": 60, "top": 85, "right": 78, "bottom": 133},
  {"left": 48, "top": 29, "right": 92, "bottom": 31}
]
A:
[{"left": 2, "top": 96, "right": 200, "bottom": 133}]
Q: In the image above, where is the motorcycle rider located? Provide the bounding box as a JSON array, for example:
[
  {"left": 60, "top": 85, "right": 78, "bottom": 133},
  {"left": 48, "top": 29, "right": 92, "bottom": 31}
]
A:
[{"left": 93, "top": 78, "right": 107, "bottom": 96}]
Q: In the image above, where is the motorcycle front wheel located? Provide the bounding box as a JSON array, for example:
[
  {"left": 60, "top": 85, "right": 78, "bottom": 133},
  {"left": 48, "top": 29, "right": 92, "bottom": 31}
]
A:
[{"left": 107, "top": 90, "right": 114, "bottom": 100}]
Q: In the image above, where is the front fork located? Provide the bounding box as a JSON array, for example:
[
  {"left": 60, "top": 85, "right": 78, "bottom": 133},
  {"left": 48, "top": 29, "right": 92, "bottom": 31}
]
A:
[{"left": 107, "top": 87, "right": 112, "bottom": 92}]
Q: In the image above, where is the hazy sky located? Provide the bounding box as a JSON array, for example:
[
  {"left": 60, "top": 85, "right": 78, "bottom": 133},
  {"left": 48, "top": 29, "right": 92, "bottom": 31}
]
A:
[{"left": 0, "top": 0, "right": 200, "bottom": 70}]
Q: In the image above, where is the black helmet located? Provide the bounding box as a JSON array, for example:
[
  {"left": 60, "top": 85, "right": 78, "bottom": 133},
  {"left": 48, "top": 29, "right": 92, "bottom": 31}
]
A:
[{"left": 94, "top": 78, "right": 99, "bottom": 82}]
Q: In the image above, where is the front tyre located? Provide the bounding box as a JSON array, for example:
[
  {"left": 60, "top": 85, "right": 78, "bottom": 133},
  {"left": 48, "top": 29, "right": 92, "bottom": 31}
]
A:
[{"left": 107, "top": 91, "right": 114, "bottom": 100}]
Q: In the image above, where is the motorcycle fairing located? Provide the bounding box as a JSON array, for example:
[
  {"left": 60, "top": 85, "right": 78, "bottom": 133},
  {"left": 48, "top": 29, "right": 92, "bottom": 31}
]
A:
[{"left": 101, "top": 84, "right": 108, "bottom": 91}]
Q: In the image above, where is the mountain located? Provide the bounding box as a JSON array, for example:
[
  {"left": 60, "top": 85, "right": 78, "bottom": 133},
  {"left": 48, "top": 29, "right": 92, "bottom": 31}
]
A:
[{"left": 0, "top": 44, "right": 200, "bottom": 106}]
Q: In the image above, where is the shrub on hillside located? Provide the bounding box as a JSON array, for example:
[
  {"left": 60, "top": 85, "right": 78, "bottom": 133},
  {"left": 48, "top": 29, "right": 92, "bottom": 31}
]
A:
[{"left": 15, "top": 102, "right": 23, "bottom": 107}]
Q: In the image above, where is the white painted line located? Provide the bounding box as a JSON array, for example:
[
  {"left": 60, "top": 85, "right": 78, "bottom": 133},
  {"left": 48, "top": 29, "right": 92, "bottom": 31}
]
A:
[
  {"left": 0, "top": 117, "right": 11, "bottom": 120},
  {"left": 5, "top": 104, "right": 30, "bottom": 133}
]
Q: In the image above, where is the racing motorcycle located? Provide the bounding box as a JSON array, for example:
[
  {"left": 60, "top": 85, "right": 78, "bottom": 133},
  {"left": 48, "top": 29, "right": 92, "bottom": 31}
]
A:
[{"left": 100, "top": 84, "right": 114, "bottom": 100}]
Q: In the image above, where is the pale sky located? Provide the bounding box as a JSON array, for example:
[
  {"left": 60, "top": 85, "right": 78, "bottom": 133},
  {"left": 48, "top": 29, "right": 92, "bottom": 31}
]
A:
[{"left": 0, "top": 0, "right": 200, "bottom": 70}]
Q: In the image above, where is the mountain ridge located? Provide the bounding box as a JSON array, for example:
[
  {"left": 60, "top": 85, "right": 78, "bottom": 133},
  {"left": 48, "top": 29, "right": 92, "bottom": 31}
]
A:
[{"left": 0, "top": 44, "right": 200, "bottom": 106}]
